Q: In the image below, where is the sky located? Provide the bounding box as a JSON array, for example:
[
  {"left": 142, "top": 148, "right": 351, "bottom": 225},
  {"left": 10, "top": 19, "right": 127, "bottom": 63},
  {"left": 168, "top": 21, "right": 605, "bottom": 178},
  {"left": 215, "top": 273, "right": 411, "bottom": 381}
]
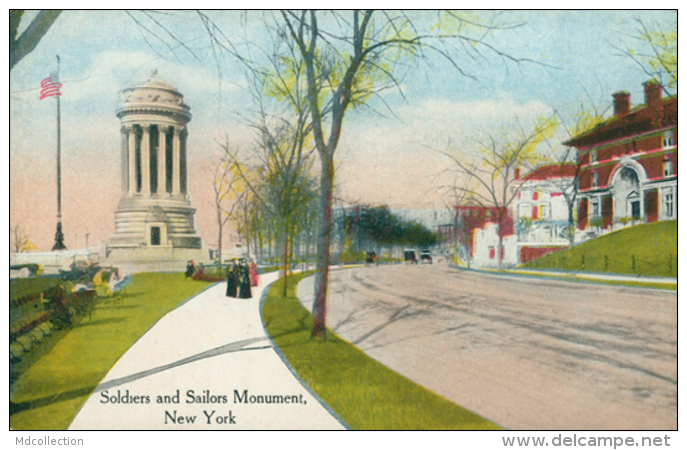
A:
[{"left": 8, "top": 9, "right": 677, "bottom": 252}]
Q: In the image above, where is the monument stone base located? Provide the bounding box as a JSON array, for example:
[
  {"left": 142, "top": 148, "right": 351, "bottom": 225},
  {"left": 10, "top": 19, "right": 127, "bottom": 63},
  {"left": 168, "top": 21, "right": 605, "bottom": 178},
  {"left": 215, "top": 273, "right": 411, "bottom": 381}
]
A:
[{"left": 105, "top": 246, "right": 209, "bottom": 274}]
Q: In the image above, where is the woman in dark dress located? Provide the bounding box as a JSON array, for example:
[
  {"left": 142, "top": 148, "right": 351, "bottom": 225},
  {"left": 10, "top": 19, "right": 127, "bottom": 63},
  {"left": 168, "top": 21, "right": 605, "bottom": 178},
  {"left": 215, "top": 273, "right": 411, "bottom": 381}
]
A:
[
  {"left": 238, "top": 262, "right": 252, "bottom": 299},
  {"left": 225, "top": 263, "right": 237, "bottom": 297}
]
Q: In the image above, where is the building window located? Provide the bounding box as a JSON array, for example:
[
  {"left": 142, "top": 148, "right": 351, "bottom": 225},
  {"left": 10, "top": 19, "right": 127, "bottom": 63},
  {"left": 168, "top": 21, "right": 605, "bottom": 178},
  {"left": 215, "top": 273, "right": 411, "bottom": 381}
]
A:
[
  {"left": 592, "top": 201, "right": 600, "bottom": 219},
  {"left": 663, "top": 130, "right": 675, "bottom": 148},
  {"left": 631, "top": 201, "right": 641, "bottom": 219},
  {"left": 591, "top": 150, "right": 597, "bottom": 163},
  {"left": 592, "top": 171, "right": 599, "bottom": 187},
  {"left": 664, "top": 187, "right": 674, "bottom": 218},
  {"left": 489, "top": 246, "right": 495, "bottom": 260},
  {"left": 540, "top": 204, "right": 550, "bottom": 220},
  {"left": 663, "top": 158, "right": 673, "bottom": 177}
]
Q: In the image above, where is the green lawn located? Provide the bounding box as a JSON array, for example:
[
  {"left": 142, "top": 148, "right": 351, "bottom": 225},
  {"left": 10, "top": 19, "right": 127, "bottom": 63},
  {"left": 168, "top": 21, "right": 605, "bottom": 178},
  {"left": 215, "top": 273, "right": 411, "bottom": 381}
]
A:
[
  {"left": 262, "top": 272, "right": 502, "bottom": 430},
  {"left": 524, "top": 221, "right": 677, "bottom": 277},
  {"left": 9, "top": 273, "right": 210, "bottom": 430}
]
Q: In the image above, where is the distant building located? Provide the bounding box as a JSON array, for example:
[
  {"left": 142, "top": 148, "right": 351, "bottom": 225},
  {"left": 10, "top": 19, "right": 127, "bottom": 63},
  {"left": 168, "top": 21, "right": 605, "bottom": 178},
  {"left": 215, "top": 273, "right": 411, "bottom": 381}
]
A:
[
  {"left": 460, "top": 163, "right": 578, "bottom": 267},
  {"left": 565, "top": 81, "right": 677, "bottom": 232},
  {"left": 454, "top": 206, "right": 514, "bottom": 259},
  {"left": 514, "top": 164, "right": 576, "bottom": 263},
  {"left": 436, "top": 223, "right": 456, "bottom": 251},
  {"left": 472, "top": 223, "right": 519, "bottom": 268}
]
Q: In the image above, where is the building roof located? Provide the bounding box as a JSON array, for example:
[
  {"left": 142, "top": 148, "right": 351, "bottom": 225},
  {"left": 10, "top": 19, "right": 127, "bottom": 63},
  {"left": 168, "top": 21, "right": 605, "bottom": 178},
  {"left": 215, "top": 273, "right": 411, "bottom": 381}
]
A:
[
  {"left": 564, "top": 94, "right": 677, "bottom": 148},
  {"left": 520, "top": 163, "right": 577, "bottom": 181}
]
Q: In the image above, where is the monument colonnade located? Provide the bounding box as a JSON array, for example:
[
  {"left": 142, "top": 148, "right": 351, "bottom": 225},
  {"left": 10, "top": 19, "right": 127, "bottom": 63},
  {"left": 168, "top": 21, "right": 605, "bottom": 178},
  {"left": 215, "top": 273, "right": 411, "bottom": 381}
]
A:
[{"left": 119, "top": 122, "right": 188, "bottom": 198}]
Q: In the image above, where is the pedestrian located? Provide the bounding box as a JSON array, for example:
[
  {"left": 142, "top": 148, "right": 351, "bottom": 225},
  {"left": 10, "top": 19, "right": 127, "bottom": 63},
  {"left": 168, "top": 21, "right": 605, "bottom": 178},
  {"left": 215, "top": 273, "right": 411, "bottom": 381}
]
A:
[
  {"left": 238, "top": 261, "right": 252, "bottom": 299},
  {"left": 185, "top": 260, "right": 195, "bottom": 279},
  {"left": 250, "top": 261, "right": 259, "bottom": 287},
  {"left": 225, "top": 262, "right": 237, "bottom": 297}
]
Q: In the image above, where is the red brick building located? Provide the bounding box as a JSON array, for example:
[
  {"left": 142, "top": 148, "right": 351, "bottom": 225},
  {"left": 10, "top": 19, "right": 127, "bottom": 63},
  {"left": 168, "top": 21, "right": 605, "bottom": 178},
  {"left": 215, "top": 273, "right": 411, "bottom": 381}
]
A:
[
  {"left": 565, "top": 82, "right": 677, "bottom": 231},
  {"left": 455, "top": 206, "right": 514, "bottom": 257}
]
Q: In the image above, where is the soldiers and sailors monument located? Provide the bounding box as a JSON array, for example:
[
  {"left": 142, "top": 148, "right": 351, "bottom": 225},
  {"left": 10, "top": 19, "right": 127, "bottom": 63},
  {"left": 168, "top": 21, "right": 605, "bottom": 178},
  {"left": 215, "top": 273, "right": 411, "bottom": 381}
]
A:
[{"left": 106, "top": 71, "right": 204, "bottom": 270}]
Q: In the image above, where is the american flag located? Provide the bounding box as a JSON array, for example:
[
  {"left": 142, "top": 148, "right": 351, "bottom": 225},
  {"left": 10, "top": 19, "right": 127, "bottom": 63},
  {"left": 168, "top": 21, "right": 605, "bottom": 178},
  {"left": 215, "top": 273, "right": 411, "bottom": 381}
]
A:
[{"left": 39, "top": 73, "right": 62, "bottom": 100}]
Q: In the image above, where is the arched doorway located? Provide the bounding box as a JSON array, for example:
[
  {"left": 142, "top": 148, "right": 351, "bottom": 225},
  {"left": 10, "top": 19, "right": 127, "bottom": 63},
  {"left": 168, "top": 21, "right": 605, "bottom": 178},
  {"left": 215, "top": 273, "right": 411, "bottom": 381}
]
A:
[{"left": 613, "top": 166, "right": 641, "bottom": 220}]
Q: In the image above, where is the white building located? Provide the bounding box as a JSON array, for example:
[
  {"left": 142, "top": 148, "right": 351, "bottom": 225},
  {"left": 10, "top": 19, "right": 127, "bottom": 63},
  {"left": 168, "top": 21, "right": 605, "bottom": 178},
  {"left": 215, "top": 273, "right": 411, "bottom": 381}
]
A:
[
  {"left": 472, "top": 223, "right": 518, "bottom": 269},
  {"left": 471, "top": 164, "right": 576, "bottom": 269},
  {"left": 513, "top": 164, "right": 576, "bottom": 244}
]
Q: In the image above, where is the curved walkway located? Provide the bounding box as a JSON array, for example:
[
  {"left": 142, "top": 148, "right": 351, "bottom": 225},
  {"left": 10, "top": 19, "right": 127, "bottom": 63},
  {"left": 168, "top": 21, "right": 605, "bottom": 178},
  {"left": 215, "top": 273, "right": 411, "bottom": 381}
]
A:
[{"left": 69, "top": 272, "right": 345, "bottom": 430}]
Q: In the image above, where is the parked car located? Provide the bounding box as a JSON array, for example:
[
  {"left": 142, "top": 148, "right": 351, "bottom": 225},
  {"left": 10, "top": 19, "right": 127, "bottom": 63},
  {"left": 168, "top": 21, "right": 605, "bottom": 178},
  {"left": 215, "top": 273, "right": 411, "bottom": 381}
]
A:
[
  {"left": 365, "top": 251, "right": 378, "bottom": 266},
  {"left": 420, "top": 250, "right": 432, "bottom": 264}
]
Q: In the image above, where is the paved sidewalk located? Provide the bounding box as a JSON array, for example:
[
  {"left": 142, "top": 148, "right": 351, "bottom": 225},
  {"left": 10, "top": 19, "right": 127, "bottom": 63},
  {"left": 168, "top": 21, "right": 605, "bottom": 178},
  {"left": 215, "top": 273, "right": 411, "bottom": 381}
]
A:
[{"left": 69, "top": 272, "right": 346, "bottom": 430}]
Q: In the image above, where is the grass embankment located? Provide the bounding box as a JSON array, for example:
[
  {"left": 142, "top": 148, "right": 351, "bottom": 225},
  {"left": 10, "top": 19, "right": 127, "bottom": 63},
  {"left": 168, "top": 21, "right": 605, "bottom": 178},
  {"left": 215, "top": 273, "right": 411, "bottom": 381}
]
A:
[
  {"left": 524, "top": 221, "right": 677, "bottom": 277},
  {"left": 262, "top": 272, "right": 501, "bottom": 430},
  {"left": 10, "top": 273, "right": 210, "bottom": 430}
]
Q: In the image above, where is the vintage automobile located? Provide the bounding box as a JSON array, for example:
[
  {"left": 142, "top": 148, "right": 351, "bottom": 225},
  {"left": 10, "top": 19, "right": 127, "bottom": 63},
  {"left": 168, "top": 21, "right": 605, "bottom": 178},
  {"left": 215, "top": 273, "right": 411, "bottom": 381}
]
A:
[
  {"left": 420, "top": 250, "right": 433, "bottom": 264},
  {"left": 404, "top": 249, "right": 418, "bottom": 264},
  {"left": 365, "top": 251, "right": 378, "bottom": 266}
]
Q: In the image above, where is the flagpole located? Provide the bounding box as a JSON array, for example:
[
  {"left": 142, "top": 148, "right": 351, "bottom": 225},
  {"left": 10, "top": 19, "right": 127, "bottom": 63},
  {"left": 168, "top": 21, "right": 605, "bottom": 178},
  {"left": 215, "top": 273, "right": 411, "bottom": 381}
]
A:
[{"left": 52, "top": 54, "right": 66, "bottom": 251}]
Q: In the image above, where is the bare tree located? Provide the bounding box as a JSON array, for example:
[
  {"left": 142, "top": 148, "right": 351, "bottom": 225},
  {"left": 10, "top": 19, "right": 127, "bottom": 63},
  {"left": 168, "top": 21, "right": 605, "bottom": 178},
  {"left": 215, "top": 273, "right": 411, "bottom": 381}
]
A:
[
  {"left": 160, "top": 10, "right": 549, "bottom": 337},
  {"left": 209, "top": 149, "right": 243, "bottom": 264},
  {"left": 444, "top": 117, "right": 557, "bottom": 270},
  {"left": 612, "top": 16, "right": 677, "bottom": 94},
  {"left": 11, "top": 224, "right": 36, "bottom": 254},
  {"left": 214, "top": 40, "right": 319, "bottom": 295},
  {"left": 223, "top": 116, "right": 317, "bottom": 296},
  {"left": 217, "top": 150, "right": 261, "bottom": 263},
  {"left": 229, "top": 181, "right": 256, "bottom": 262},
  {"left": 244, "top": 11, "right": 540, "bottom": 337}
]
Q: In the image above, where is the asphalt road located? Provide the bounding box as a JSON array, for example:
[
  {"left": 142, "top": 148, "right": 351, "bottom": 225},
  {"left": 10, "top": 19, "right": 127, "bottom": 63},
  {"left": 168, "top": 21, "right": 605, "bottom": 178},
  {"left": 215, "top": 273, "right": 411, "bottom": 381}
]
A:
[{"left": 298, "top": 263, "right": 677, "bottom": 430}]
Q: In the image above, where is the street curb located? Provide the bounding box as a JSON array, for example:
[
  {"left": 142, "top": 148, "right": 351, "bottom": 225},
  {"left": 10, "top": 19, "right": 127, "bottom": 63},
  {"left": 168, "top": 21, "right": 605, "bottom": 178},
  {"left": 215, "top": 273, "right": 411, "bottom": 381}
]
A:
[
  {"left": 448, "top": 263, "right": 677, "bottom": 290},
  {"left": 258, "top": 274, "right": 351, "bottom": 430}
]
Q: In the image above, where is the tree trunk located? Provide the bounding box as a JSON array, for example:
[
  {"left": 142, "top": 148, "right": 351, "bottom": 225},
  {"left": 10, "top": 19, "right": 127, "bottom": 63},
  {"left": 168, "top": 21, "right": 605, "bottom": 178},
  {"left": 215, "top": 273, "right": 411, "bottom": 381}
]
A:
[
  {"left": 282, "top": 230, "right": 290, "bottom": 297},
  {"left": 312, "top": 153, "right": 334, "bottom": 338},
  {"left": 567, "top": 197, "right": 576, "bottom": 246},
  {"left": 498, "top": 233, "right": 504, "bottom": 271},
  {"left": 497, "top": 213, "right": 504, "bottom": 271},
  {"left": 217, "top": 214, "right": 223, "bottom": 264},
  {"left": 244, "top": 211, "right": 251, "bottom": 262}
]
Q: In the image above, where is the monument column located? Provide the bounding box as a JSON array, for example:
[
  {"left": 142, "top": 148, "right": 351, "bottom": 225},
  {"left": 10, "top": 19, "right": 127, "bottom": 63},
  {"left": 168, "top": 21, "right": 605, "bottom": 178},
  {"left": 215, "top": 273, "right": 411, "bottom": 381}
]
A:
[
  {"left": 141, "top": 124, "right": 151, "bottom": 196},
  {"left": 158, "top": 125, "right": 167, "bottom": 196},
  {"left": 180, "top": 128, "right": 188, "bottom": 194},
  {"left": 127, "top": 125, "right": 136, "bottom": 195},
  {"left": 120, "top": 126, "right": 128, "bottom": 193},
  {"left": 172, "top": 127, "right": 182, "bottom": 196}
]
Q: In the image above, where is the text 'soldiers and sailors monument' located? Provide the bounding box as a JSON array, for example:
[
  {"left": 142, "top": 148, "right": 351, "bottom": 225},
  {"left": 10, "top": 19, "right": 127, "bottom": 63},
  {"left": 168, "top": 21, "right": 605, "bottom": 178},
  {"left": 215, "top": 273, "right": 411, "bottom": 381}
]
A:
[{"left": 107, "top": 71, "right": 203, "bottom": 268}]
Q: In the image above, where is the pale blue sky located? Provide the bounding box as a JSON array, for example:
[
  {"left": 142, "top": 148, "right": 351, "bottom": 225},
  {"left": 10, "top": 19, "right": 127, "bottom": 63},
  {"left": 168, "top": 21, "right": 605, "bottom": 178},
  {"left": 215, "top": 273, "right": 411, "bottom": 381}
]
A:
[{"left": 9, "top": 10, "right": 677, "bottom": 251}]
